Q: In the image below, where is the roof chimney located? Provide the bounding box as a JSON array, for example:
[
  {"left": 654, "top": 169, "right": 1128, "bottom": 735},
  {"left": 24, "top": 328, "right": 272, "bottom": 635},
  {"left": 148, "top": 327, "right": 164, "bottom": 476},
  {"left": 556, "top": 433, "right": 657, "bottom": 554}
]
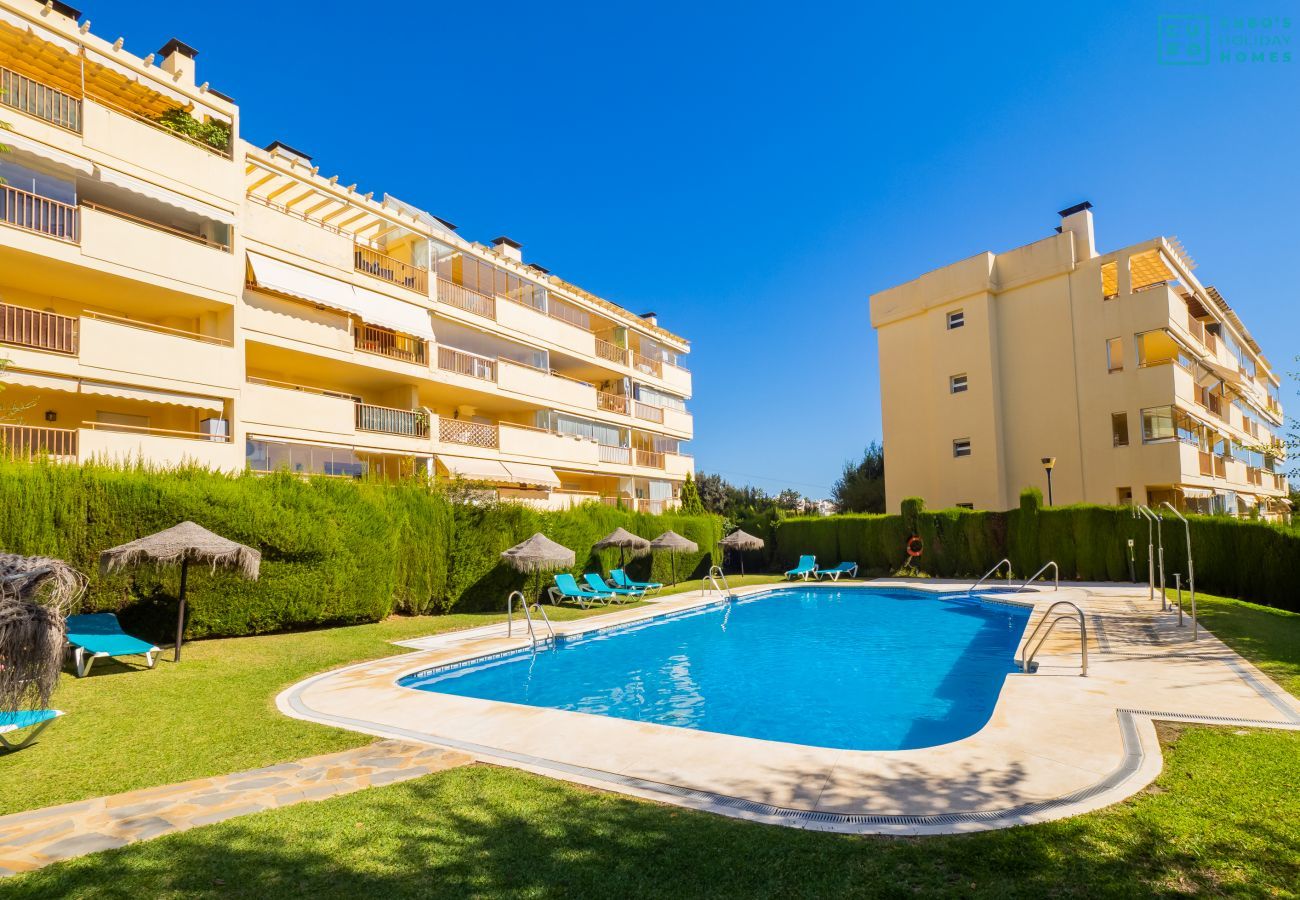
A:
[
  {"left": 639, "top": 311, "right": 659, "bottom": 327},
  {"left": 157, "top": 38, "right": 198, "bottom": 87},
  {"left": 1058, "top": 201, "right": 1097, "bottom": 260},
  {"left": 43, "top": 2, "right": 81, "bottom": 22},
  {"left": 491, "top": 236, "right": 522, "bottom": 262}
]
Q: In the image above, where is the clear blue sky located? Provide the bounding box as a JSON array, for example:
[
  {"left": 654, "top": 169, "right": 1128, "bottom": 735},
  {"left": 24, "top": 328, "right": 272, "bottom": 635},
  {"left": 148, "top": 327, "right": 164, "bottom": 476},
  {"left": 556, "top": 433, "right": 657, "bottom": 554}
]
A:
[{"left": 101, "top": 1, "right": 1297, "bottom": 496}]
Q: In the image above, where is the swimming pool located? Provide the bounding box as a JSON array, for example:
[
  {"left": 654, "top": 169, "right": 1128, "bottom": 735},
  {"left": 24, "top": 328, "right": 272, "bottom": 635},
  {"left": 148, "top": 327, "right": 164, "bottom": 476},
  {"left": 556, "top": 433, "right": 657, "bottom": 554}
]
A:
[{"left": 399, "top": 587, "right": 1031, "bottom": 751}]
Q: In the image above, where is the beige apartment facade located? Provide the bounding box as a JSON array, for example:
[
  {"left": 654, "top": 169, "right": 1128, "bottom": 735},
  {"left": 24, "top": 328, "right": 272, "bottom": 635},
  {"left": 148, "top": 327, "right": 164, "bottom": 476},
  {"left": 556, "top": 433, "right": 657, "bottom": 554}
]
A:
[
  {"left": 870, "top": 203, "right": 1288, "bottom": 520},
  {"left": 0, "top": 0, "right": 693, "bottom": 512}
]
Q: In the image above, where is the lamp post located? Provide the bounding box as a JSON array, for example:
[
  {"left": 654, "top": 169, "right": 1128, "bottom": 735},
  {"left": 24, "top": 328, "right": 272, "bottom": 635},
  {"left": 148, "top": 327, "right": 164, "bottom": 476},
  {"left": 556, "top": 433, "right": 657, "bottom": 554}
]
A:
[{"left": 1041, "top": 457, "right": 1056, "bottom": 506}]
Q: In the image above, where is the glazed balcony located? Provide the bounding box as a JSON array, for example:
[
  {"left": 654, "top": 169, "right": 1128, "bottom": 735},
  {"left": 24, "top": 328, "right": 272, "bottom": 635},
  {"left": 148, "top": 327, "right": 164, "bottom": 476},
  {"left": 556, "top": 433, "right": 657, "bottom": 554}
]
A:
[{"left": 354, "top": 244, "right": 428, "bottom": 294}]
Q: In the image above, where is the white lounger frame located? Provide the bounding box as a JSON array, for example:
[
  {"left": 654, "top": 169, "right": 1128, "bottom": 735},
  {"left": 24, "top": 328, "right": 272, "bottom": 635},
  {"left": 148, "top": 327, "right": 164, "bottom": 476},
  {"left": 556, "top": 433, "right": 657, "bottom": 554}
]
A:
[{"left": 70, "top": 644, "right": 159, "bottom": 678}]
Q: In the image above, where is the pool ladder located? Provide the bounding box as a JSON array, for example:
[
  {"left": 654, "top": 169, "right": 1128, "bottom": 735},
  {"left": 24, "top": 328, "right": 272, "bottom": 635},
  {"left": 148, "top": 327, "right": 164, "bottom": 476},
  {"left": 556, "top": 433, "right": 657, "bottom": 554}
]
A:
[
  {"left": 1019, "top": 600, "right": 1088, "bottom": 676},
  {"left": 506, "top": 590, "right": 555, "bottom": 649},
  {"left": 967, "top": 559, "right": 1059, "bottom": 598},
  {"left": 705, "top": 565, "right": 737, "bottom": 600},
  {"left": 967, "top": 558, "right": 1011, "bottom": 599}
]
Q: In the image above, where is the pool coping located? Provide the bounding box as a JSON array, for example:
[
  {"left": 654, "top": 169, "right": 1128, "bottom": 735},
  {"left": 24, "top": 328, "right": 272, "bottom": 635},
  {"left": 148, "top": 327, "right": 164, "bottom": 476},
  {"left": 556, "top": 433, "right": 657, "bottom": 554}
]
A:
[{"left": 278, "top": 582, "right": 1300, "bottom": 836}]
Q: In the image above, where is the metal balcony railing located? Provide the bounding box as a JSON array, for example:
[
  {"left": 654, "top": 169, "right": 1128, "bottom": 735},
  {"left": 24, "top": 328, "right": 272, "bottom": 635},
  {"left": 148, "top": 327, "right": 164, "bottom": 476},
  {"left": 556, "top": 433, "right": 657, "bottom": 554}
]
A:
[
  {"left": 0, "top": 423, "right": 78, "bottom": 460},
  {"left": 0, "top": 184, "right": 79, "bottom": 242},
  {"left": 0, "top": 301, "right": 79, "bottom": 354},
  {"left": 355, "top": 403, "right": 429, "bottom": 438},
  {"left": 597, "top": 392, "right": 630, "bottom": 415},
  {"left": 355, "top": 324, "right": 428, "bottom": 364},
  {"left": 437, "top": 346, "right": 496, "bottom": 382},
  {"left": 354, "top": 245, "right": 428, "bottom": 294},
  {"left": 437, "top": 281, "right": 496, "bottom": 319},
  {"left": 0, "top": 65, "right": 81, "bottom": 132}
]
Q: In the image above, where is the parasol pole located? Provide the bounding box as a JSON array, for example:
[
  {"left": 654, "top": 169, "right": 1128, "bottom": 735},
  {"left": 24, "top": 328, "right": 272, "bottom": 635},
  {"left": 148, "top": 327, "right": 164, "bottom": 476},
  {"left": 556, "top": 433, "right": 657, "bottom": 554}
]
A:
[{"left": 174, "top": 557, "right": 189, "bottom": 662}]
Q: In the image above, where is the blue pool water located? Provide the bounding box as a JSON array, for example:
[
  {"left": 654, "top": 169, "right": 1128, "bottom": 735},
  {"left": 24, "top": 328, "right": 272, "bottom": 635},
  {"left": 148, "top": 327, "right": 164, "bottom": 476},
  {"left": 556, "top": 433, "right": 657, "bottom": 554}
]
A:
[{"left": 400, "top": 588, "right": 1030, "bottom": 751}]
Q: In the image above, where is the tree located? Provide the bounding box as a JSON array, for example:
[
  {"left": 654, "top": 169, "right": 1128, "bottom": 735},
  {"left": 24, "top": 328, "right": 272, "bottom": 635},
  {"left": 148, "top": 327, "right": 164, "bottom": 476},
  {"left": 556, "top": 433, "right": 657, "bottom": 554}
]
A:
[
  {"left": 694, "top": 472, "right": 730, "bottom": 515},
  {"left": 774, "top": 488, "right": 802, "bottom": 511},
  {"left": 832, "top": 442, "right": 886, "bottom": 513},
  {"left": 678, "top": 471, "right": 705, "bottom": 515}
]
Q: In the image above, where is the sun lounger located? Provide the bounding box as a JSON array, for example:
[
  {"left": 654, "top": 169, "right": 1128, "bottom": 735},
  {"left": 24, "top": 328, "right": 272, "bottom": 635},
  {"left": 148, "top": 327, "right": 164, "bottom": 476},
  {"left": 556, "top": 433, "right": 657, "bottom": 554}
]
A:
[
  {"left": 584, "top": 572, "right": 642, "bottom": 601},
  {"left": 0, "top": 709, "right": 62, "bottom": 752},
  {"left": 816, "top": 562, "right": 859, "bottom": 581},
  {"left": 784, "top": 555, "right": 817, "bottom": 581},
  {"left": 551, "top": 573, "right": 615, "bottom": 608},
  {"left": 65, "top": 612, "right": 160, "bottom": 677},
  {"left": 610, "top": 569, "right": 662, "bottom": 596}
]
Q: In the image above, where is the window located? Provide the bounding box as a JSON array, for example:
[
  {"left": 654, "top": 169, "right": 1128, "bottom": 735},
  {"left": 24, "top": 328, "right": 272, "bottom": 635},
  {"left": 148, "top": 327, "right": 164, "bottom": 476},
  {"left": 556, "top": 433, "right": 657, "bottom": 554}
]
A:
[
  {"left": 1100, "top": 261, "right": 1118, "bottom": 299},
  {"left": 1112, "top": 412, "right": 1129, "bottom": 447},
  {"left": 1116, "top": 487, "right": 1133, "bottom": 505},
  {"left": 956, "top": 502, "right": 974, "bottom": 510},
  {"left": 950, "top": 373, "right": 968, "bottom": 394},
  {"left": 953, "top": 438, "right": 972, "bottom": 458},
  {"left": 946, "top": 310, "right": 965, "bottom": 330},
  {"left": 1140, "top": 406, "right": 1176, "bottom": 443},
  {"left": 1106, "top": 337, "right": 1124, "bottom": 373}
]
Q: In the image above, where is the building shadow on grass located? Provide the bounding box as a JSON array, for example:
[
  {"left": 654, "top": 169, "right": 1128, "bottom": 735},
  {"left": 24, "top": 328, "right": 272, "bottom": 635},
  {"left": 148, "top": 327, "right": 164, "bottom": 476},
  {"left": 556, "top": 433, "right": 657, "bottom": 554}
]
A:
[{"left": 11, "top": 760, "right": 1299, "bottom": 899}]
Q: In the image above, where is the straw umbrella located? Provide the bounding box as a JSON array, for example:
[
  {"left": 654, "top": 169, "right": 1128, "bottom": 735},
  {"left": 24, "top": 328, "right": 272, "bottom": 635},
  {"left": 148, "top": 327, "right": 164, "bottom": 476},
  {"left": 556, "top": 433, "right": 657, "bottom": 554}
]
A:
[
  {"left": 719, "top": 529, "right": 765, "bottom": 576},
  {"left": 500, "top": 532, "right": 575, "bottom": 616},
  {"left": 649, "top": 531, "right": 698, "bottom": 586},
  {"left": 99, "top": 522, "right": 260, "bottom": 662},
  {"left": 0, "top": 554, "right": 87, "bottom": 713},
  {"left": 592, "top": 527, "right": 650, "bottom": 572}
]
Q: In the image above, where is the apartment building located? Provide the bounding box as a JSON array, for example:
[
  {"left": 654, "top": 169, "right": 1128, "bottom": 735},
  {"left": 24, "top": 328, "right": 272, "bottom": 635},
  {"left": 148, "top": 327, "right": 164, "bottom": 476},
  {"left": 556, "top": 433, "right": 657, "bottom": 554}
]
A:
[
  {"left": 870, "top": 203, "right": 1288, "bottom": 520},
  {"left": 0, "top": 0, "right": 693, "bottom": 512}
]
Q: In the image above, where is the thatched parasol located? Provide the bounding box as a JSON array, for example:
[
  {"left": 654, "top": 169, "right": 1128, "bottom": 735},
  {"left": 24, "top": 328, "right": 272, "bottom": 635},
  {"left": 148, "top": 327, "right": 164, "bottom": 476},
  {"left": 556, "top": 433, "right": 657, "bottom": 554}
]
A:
[
  {"left": 719, "top": 529, "right": 765, "bottom": 576},
  {"left": 649, "top": 531, "right": 699, "bottom": 586},
  {"left": 500, "top": 533, "right": 576, "bottom": 622},
  {"left": 99, "top": 522, "right": 260, "bottom": 662},
  {"left": 592, "top": 527, "right": 650, "bottom": 570},
  {"left": 0, "top": 554, "right": 87, "bottom": 713}
]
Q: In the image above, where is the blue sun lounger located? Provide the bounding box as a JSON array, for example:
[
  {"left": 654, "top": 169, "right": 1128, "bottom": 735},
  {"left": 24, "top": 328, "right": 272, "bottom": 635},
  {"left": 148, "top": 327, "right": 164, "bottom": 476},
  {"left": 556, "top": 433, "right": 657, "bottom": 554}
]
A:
[
  {"left": 551, "top": 573, "right": 614, "bottom": 608},
  {"left": 65, "top": 612, "right": 160, "bottom": 677},
  {"left": 584, "top": 572, "right": 641, "bottom": 601},
  {"left": 610, "top": 569, "right": 663, "bottom": 595},
  {"left": 816, "top": 562, "right": 859, "bottom": 581},
  {"left": 784, "top": 555, "right": 817, "bottom": 581},
  {"left": 0, "top": 709, "right": 62, "bottom": 752}
]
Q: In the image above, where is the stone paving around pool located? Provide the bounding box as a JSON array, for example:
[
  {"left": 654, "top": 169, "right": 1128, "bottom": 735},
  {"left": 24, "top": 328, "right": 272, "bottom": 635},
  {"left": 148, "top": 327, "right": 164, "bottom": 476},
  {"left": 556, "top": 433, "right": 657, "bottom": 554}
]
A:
[{"left": 0, "top": 741, "right": 471, "bottom": 876}]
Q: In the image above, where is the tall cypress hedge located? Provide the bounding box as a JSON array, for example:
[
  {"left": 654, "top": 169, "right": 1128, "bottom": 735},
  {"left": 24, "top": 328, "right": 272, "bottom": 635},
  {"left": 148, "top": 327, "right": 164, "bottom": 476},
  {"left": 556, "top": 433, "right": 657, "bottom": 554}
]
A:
[
  {"left": 0, "top": 460, "right": 722, "bottom": 639},
  {"left": 773, "top": 496, "right": 1299, "bottom": 612}
]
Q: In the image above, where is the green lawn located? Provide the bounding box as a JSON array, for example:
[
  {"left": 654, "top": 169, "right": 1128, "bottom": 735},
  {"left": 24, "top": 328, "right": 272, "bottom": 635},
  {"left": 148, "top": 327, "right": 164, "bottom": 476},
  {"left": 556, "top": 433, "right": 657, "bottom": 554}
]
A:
[
  {"left": 0, "top": 574, "right": 783, "bottom": 815},
  {"left": 4, "top": 584, "right": 1298, "bottom": 898}
]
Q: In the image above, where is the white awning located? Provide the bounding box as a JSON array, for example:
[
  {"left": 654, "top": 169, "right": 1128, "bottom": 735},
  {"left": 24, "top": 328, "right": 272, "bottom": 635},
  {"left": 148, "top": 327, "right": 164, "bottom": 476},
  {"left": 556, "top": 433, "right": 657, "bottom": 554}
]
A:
[
  {"left": 437, "top": 455, "right": 511, "bottom": 481},
  {"left": 93, "top": 166, "right": 239, "bottom": 226},
  {"left": 2, "top": 370, "right": 80, "bottom": 393},
  {"left": 1, "top": 131, "right": 94, "bottom": 175},
  {"left": 352, "top": 284, "right": 435, "bottom": 340},
  {"left": 1179, "top": 487, "right": 1214, "bottom": 499},
  {"left": 80, "top": 381, "right": 224, "bottom": 411},
  {"left": 246, "top": 252, "right": 364, "bottom": 317},
  {"left": 501, "top": 462, "right": 561, "bottom": 488},
  {"left": 1238, "top": 494, "right": 1259, "bottom": 508}
]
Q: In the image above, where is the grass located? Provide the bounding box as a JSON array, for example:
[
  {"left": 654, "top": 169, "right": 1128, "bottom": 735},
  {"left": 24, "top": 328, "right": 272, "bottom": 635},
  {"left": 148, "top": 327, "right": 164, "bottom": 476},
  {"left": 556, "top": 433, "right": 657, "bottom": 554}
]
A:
[
  {"left": 0, "top": 574, "right": 783, "bottom": 815},
  {"left": 3, "top": 582, "right": 1297, "bottom": 898}
]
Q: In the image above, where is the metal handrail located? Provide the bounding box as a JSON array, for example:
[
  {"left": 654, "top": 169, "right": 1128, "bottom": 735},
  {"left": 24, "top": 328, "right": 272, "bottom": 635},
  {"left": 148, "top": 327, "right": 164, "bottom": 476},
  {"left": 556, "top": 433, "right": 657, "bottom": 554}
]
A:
[
  {"left": 705, "top": 565, "right": 734, "bottom": 599},
  {"left": 1135, "top": 506, "right": 1157, "bottom": 604},
  {"left": 1020, "top": 600, "right": 1088, "bottom": 676},
  {"left": 506, "top": 590, "right": 555, "bottom": 647},
  {"left": 1161, "top": 502, "right": 1198, "bottom": 640},
  {"left": 967, "top": 558, "right": 1012, "bottom": 598},
  {"left": 1013, "top": 561, "right": 1059, "bottom": 593}
]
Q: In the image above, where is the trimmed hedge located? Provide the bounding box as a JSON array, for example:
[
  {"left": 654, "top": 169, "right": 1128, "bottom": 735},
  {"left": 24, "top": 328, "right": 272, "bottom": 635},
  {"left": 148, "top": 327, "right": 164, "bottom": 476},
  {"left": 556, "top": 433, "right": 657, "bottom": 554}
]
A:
[
  {"left": 0, "top": 460, "right": 722, "bottom": 640},
  {"left": 772, "top": 492, "right": 1299, "bottom": 611}
]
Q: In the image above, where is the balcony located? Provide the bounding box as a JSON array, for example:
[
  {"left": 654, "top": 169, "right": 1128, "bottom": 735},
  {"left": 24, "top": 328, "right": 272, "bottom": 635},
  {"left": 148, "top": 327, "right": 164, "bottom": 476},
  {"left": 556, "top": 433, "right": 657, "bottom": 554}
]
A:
[
  {"left": 594, "top": 338, "right": 630, "bottom": 367},
  {"left": 79, "top": 421, "right": 240, "bottom": 472},
  {"left": 437, "top": 346, "right": 497, "bottom": 382},
  {"left": 1, "top": 65, "right": 81, "bottom": 132},
  {"left": 599, "top": 444, "right": 631, "bottom": 464},
  {"left": 0, "top": 302, "right": 78, "bottom": 354},
  {"left": 355, "top": 403, "right": 429, "bottom": 438},
  {"left": 79, "top": 314, "right": 237, "bottom": 390},
  {"left": 498, "top": 423, "right": 599, "bottom": 465},
  {"left": 497, "top": 361, "right": 595, "bottom": 409},
  {"left": 437, "top": 281, "right": 496, "bottom": 320},
  {"left": 354, "top": 323, "right": 428, "bottom": 365},
  {"left": 548, "top": 296, "right": 591, "bottom": 330},
  {"left": 243, "top": 378, "right": 359, "bottom": 436},
  {"left": 0, "top": 184, "right": 79, "bottom": 243},
  {"left": 634, "top": 449, "right": 666, "bottom": 469},
  {"left": 78, "top": 204, "right": 237, "bottom": 297},
  {"left": 632, "top": 352, "right": 663, "bottom": 379},
  {"left": 0, "top": 423, "right": 78, "bottom": 461},
  {"left": 597, "top": 391, "right": 630, "bottom": 415},
  {"left": 439, "top": 418, "right": 499, "bottom": 449},
  {"left": 633, "top": 401, "right": 664, "bottom": 424},
  {"left": 354, "top": 245, "right": 428, "bottom": 294}
]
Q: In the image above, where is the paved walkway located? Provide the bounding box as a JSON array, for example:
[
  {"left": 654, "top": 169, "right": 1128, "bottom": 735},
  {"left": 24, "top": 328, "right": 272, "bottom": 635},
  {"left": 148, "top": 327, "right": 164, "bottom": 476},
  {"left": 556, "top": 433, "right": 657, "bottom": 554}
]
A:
[{"left": 0, "top": 741, "right": 471, "bottom": 877}]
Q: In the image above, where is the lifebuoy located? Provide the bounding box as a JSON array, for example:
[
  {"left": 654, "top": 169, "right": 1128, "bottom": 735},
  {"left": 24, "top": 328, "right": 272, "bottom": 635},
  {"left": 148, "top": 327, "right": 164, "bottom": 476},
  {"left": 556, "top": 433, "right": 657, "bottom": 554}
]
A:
[{"left": 905, "top": 535, "right": 924, "bottom": 558}]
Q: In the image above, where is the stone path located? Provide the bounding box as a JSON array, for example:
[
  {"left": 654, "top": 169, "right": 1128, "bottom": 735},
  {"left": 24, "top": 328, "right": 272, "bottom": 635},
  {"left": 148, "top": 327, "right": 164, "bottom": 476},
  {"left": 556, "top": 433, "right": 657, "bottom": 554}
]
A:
[{"left": 0, "top": 741, "right": 471, "bottom": 876}]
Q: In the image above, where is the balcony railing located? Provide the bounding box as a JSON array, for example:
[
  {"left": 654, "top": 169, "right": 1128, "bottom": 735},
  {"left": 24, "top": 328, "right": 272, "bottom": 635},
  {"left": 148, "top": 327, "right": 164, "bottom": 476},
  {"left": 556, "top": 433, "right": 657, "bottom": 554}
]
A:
[
  {"left": 0, "top": 302, "right": 79, "bottom": 354},
  {"left": 635, "top": 498, "right": 667, "bottom": 514},
  {"left": 599, "top": 495, "right": 626, "bottom": 508},
  {"left": 354, "top": 245, "right": 428, "bottom": 294},
  {"left": 437, "top": 281, "right": 496, "bottom": 320},
  {"left": 1198, "top": 450, "right": 1214, "bottom": 477},
  {"left": 354, "top": 324, "right": 428, "bottom": 365},
  {"left": 355, "top": 403, "right": 429, "bottom": 438},
  {"left": 82, "top": 421, "right": 233, "bottom": 443},
  {"left": 594, "top": 338, "right": 629, "bottom": 367},
  {"left": 1, "top": 65, "right": 81, "bottom": 132},
  {"left": 633, "top": 401, "right": 664, "bottom": 424},
  {"left": 635, "top": 449, "right": 666, "bottom": 469},
  {"left": 437, "top": 346, "right": 497, "bottom": 382},
  {"left": 597, "top": 391, "right": 630, "bottom": 415},
  {"left": 598, "top": 444, "right": 631, "bottom": 464},
  {"left": 548, "top": 297, "right": 591, "bottom": 331},
  {"left": 0, "top": 184, "right": 79, "bottom": 242},
  {"left": 632, "top": 352, "right": 663, "bottom": 378},
  {"left": 0, "top": 423, "right": 78, "bottom": 461},
  {"left": 439, "top": 418, "right": 499, "bottom": 449}
]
